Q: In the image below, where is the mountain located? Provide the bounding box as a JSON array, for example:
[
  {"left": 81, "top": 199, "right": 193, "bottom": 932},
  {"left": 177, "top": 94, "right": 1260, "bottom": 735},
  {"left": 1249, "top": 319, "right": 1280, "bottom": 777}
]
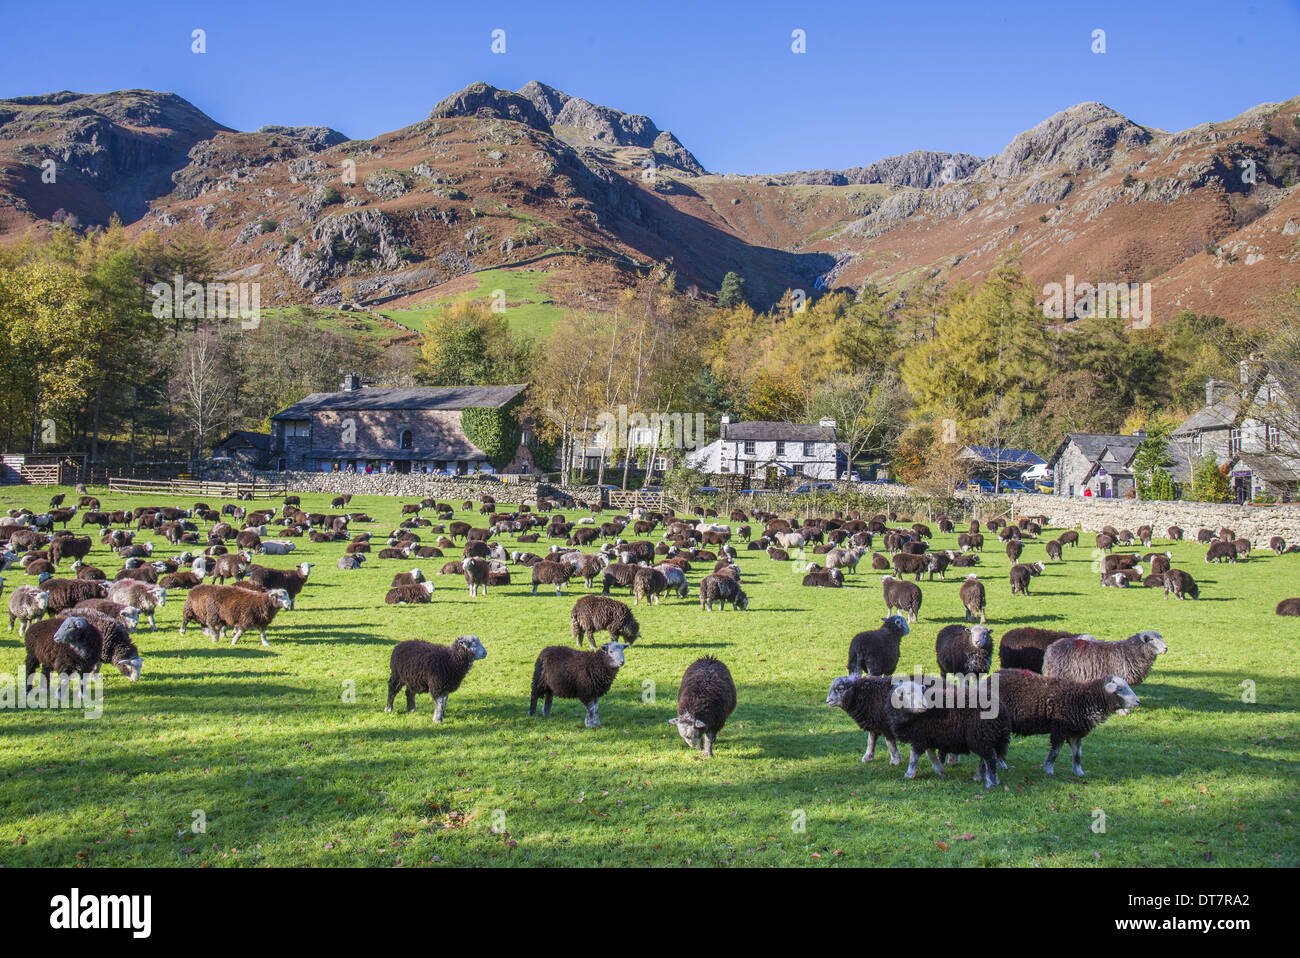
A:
[{"left": 0, "top": 82, "right": 1296, "bottom": 325}]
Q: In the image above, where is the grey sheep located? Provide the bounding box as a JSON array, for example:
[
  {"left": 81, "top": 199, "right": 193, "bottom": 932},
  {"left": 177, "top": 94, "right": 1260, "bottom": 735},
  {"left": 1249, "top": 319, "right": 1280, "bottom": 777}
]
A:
[
  {"left": 8, "top": 585, "right": 49, "bottom": 635},
  {"left": 1042, "top": 630, "right": 1168, "bottom": 686},
  {"left": 385, "top": 636, "right": 487, "bottom": 722},
  {"left": 106, "top": 580, "right": 166, "bottom": 630}
]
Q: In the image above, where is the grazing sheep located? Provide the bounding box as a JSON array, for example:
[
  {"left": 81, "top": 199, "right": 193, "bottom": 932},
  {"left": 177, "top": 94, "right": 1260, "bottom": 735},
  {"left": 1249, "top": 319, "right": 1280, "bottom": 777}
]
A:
[
  {"left": 993, "top": 669, "right": 1139, "bottom": 775},
  {"left": 179, "top": 584, "right": 292, "bottom": 646},
  {"left": 70, "top": 599, "right": 140, "bottom": 632},
  {"left": 1009, "top": 562, "right": 1044, "bottom": 595},
  {"left": 631, "top": 566, "right": 669, "bottom": 605},
  {"left": 8, "top": 585, "right": 49, "bottom": 634},
  {"left": 669, "top": 657, "right": 737, "bottom": 757},
  {"left": 1042, "top": 630, "right": 1168, "bottom": 686},
  {"left": 1205, "top": 540, "right": 1237, "bottom": 564},
  {"left": 1005, "top": 540, "right": 1023, "bottom": 563},
  {"left": 24, "top": 615, "right": 102, "bottom": 700},
  {"left": 826, "top": 674, "right": 903, "bottom": 764},
  {"left": 73, "top": 607, "right": 143, "bottom": 681},
  {"left": 1196, "top": 528, "right": 1215, "bottom": 544},
  {"left": 50, "top": 535, "right": 92, "bottom": 566},
  {"left": 881, "top": 575, "right": 922, "bottom": 623},
  {"left": 935, "top": 624, "right": 993, "bottom": 678},
  {"left": 959, "top": 575, "right": 985, "bottom": 624},
  {"left": 531, "top": 560, "right": 574, "bottom": 597},
  {"left": 569, "top": 594, "right": 641, "bottom": 649},
  {"left": 652, "top": 562, "right": 689, "bottom": 598},
  {"left": 1058, "top": 530, "right": 1079, "bottom": 548},
  {"left": 1167, "top": 526, "right": 1183, "bottom": 541},
  {"left": 529, "top": 642, "right": 627, "bottom": 727},
  {"left": 1270, "top": 536, "right": 1287, "bottom": 555},
  {"left": 106, "top": 580, "right": 166, "bottom": 630},
  {"left": 998, "top": 627, "right": 1089, "bottom": 672},
  {"left": 44, "top": 577, "right": 110, "bottom": 616},
  {"left": 385, "top": 582, "right": 435, "bottom": 604},
  {"left": 885, "top": 678, "right": 1010, "bottom": 788},
  {"left": 847, "top": 615, "right": 909, "bottom": 677},
  {"left": 1162, "top": 568, "right": 1199, "bottom": 600},
  {"left": 385, "top": 636, "right": 487, "bottom": 722},
  {"left": 1276, "top": 598, "right": 1300, "bottom": 616},
  {"left": 698, "top": 574, "right": 748, "bottom": 611},
  {"left": 601, "top": 562, "right": 639, "bottom": 594}
]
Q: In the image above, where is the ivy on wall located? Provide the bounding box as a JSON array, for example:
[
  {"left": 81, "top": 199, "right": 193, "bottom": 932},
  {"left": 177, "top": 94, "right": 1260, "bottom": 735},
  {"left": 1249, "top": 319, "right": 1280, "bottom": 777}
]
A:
[{"left": 461, "top": 397, "right": 523, "bottom": 471}]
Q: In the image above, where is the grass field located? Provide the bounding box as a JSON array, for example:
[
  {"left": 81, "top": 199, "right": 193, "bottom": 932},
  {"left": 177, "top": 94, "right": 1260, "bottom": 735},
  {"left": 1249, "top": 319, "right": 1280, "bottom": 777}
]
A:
[
  {"left": 0, "top": 487, "right": 1296, "bottom": 868},
  {"left": 381, "top": 269, "right": 565, "bottom": 339}
]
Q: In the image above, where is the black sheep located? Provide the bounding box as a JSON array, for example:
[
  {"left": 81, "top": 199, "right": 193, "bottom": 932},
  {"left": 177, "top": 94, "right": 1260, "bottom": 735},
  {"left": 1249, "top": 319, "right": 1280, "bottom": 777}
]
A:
[
  {"left": 385, "top": 636, "right": 487, "bottom": 722},
  {"left": 570, "top": 594, "right": 641, "bottom": 649},
  {"left": 74, "top": 607, "right": 143, "bottom": 681},
  {"left": 826, "top": 674, "right": 903, "bottom": 764},
  {"left": 998, "top": 627, "right": 1087, "bottom": 672},
  {"left": 669, "top": 656, "right": 737, "bottom": 757},
  {"left": 1162, "top": 568, "right": 1199, "bottom": 600},
  {"left": 881, "top": 576, "right": 921, "bottom": 623},
  {"left": 959, "top": 574, "right": 985, "bottom": 624},
  {"left": 1277, "top": 597, "right": 1300, "bottom": 616},
  {"left": 847, "top": 615, "right": 909, "bottom": 676},
  {"left": 24, "top": 615, "right": 102, "bottom": 700},
  {"left": 529, "top": 642, "right": 627, "bottom": 727},
  {"left": 886, "top": 678, "right": 1010, "bottom": 788},
  {"left": 935, "top": 624, "right": 993, "bottom": 678}
]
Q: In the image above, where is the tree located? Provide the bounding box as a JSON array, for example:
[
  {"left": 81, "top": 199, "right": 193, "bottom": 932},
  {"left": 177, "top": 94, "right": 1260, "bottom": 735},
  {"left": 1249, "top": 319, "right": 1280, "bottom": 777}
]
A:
[
  {"left": 419, "top": 299, "right": 532, "bottom": 386},
  {"left": 1191, "top": 455, "right": 1233, "bottom": 503},
  {"left": 173, "top": 330, "right": 229, "bottom": 458},
  {"left": 1132, "top": 418, "right": 1177, "bottom": 500},
  {"left": 717, "top": 271, "right": 747, "bottom": 310},
  {"left": 809, "top": 370, "right": 901, "bottom": 474}
]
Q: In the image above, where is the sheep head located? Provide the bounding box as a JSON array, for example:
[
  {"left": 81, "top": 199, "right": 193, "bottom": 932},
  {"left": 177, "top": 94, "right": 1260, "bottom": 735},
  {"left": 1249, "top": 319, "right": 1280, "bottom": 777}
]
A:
[
  {"left": 599, "top": 642, "right": 627, "bottom": 668},
  {"left": 267, "top": 588, "right": 293, "bottom": 611},
  {"left": 883, "top": 615, "right": 910, "bottom": 636},
  {"left": 1103, "top": 676, "right": 1140, "bottom": 714},
  {"left": 1132, "top": 630, "right": 1168, "bottom": 655},
  {"left": 455, "top": 635, "right": 487, "bottom": 660},
  {"left": 116, "top": 654, "right": 144, "bottom": 682},
  {"left": 826, "top": 675, "right": 858, "bottom": 708}
]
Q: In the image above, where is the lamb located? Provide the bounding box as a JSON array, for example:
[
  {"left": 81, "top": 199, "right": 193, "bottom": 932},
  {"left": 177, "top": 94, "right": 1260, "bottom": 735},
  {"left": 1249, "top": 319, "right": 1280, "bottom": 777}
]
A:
[
  {"left": 461, "top": 557, "right": 490, "bottom": 596},
  {"left": 669, "top": 656, "right": 737, "bottom": 757},
  {"left": 43, "top": 577, "right": 110, "bottom": 616},
  {"left": 528, "top": 642, "right": 627, "bottom": 727},
  {"left": 531, "top": 560, "right": 574, "bottom": 597},
  {"left": 992, "top": 668, "right": 1139, "bottom": 775},
  {"left": 8, "top": 585, "right": 49, "bottom": 634},
  {"left": 73, "top": 607, "right": 143, "bottom": 681},
  {"left": 881, "top": 575, "right": 922, "bottom": 622},
  {"left": 959, "top": 574, "right": 985, "bottom": 624},
  {"left": 1162, "top": 568, "right": 1199, "bottom": 600},
  {"left": 631, "top": 566, "right": 669, "bottom": 604},
  {"left": 24, "top": 615, "right": 102, "bottom": 701},
  {"left": 385, "top": 635, "right": 487, "bottom": 722},
  {"left": 1042, "top": 630, "right": 1168, "bottom": 686},
  {"left": 826, "top": 674, "right": 904, "bottom": 764},
  {"left": 802, "top": 567, "right": 845, "bottom": 588},
  {"left": 1205, "top": 540, "right": 1237, "bottom": 564},
  {"left": 569, "top": 593, "right": 641, "bottom": 650},
  {"left": 1009, "top": 562, "right": 1044, "bottom": 595},
  {"left": 935, "top": 624, "right": 993, "bottom": 678},
  {"left": 179, "top": 584, "right": 292, "bottom": 646},
  {"left": 698, "top": 574, "right": 748, "bottom": 611},
  {"left": 106, "top": 580, "right": 166, "bottom": 629},
  {"left": 847, "top": 615, "right": 909, "bottom": 677},
  {"left": 998, "top": 627, "right": 1090, "bottom": 672},
  {"left": 885, "top": 678, "right": 1011, "bottom": 788},
  {"left": 385, "top": 582, "right": 436, "bottom": 604}
]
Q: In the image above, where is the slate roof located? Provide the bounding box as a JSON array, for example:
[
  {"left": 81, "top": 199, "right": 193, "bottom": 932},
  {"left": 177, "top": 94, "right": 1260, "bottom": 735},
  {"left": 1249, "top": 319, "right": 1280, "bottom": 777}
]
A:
[
  {"left": 1173, "top": 400, "right": 1238, "bottom": 434},
  {"left": 272, "top": 384, "right": 527, "bottom": 420},
  {"left": 961, "top": 445, "right": 1046, "bottom": 467},
  {"left": 1230, "top": 452, "right": 1300, "bottom": 483},
  {"left": 720, "top": 421, "right": 835, "bottom": 442},
  {"left": 214, "top": 431, "right": 271, "bottom": 451}
]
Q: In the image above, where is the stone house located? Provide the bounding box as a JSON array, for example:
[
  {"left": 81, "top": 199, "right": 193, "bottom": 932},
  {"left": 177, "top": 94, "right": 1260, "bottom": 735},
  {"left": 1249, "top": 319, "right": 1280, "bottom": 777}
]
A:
[
  {"left": 685, "top": 416, "right": 839, "bottom": 480},
  {"left": 268, "top": 376, "right": 531, "bottom": 475},
  {"left": 1049, "top": 430, "right": 1197, "bottom": 499},
  {"left": 211, "top": 431, "right": 271, "bottom": 468}
]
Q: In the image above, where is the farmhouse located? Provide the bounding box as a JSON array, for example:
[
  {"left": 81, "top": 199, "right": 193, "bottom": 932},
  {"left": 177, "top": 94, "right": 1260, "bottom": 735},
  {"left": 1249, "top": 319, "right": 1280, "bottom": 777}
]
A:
[
  {"left": 211, "top": 431, "right": 271, "bottom": 469},
  {"left": 686, "top": 415, "right": 839, "bottom": 480},
  {"left": 268, "top": 375, "right": 531, "bottom": 474},
  {"left": 1047, "top": 433, "right": 1194, "bottom": 499}
]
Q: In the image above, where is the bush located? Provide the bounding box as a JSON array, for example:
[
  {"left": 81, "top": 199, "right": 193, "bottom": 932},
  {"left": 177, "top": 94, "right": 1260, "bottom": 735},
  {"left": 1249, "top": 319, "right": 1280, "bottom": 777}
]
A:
[
  {"left": 259, "top": 219, "right": 278, "bottom": 233},
  {"left": 319, "top": 187, "right": 342, "bottom": 206},
  {"left": 1191, "top": 456, "right": 1233, "bottom": 503},
  {"left": 1122, "top": 173, "right": 1137, "bottom": 188},
  {"left": 461, "top": 398, "right": 523, "bottom": 471}
]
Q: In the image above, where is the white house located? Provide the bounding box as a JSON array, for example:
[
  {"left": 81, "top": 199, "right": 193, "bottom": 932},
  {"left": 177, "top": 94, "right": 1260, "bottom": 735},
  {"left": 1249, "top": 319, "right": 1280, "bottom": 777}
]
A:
[{"left": 685, "top": 416, "right": 839, "bottom": 480}]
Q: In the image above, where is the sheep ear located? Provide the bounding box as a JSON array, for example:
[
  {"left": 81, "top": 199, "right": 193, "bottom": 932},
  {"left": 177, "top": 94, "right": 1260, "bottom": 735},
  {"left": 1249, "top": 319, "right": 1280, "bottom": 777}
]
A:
[
  {"left": 693, "top": 719, "right": 707, "bottom": 729},
  {"left": 667, "top": 717, "right": 681, "bottom": 725}
]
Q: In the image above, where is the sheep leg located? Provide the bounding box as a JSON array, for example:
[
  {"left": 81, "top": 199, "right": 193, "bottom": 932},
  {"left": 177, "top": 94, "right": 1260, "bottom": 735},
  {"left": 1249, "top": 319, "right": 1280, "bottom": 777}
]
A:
[
  {"left": 1043, "top": 738, "right": 1062, "bottom": 775},
  {"left": 945, "top": 753, "right": 961, "bottom": 766},
  {"left": 432, "top": 695, "right": 447, "bottom": 723},
  {"left": 701, "top": 733, "right": 714, "bottom": 758},
  {"left": 542, "top": 693, "right": 552, "bottom": 718},
  {"left": 259, "top": 628, "right": 269, "bottom": 647},
  {"left": 385, "top": 678, "right": 401, "bottom": 712},
  {"left": 980, "top": 755, "right": 999, "bottom": 788},
  {"left": 885, "top": 736, "right": 901, "bottom": 765},
  {"left": 1069, "top": 737, "right": 1085, "bottom": 777},
  {"left": 230, "top": 627, "right": 243, "bottom": 646},
  {"left": 862, "top": 732, "right": 877, "bottom": 762},
  {"left": 148, "top": 611, "right": 156, "bottom": 631},
  {"left": 904, "top": 748, "right": 920, "bottom": 779},
  {"left": 56, "top": 674, "right": 71, "bottom": 702},
  {"left": 584, "top": 701, "right": 600, "bottom": 728},
  {"left": 927, "top": 749, "right": 945, "bottom": 776}
]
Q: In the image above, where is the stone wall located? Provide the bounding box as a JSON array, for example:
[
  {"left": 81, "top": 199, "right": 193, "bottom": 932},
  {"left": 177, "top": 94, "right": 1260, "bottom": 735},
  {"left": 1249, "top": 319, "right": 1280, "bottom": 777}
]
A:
[{"left": 1005, "top": 493, "right": 1300, "bottom": 542}]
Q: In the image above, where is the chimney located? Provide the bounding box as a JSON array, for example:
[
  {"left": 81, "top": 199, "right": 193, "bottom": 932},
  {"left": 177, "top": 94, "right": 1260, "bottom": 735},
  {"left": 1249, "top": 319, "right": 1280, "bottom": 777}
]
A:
[
  {"left": 720, "top": 414, "right": 730, "bottom": 425},
  {"left": 819, "top": 417, "right": 837, "bottom": 430},
  {"left": 340, "top": 372, "right": 361, "bottom": 392},
  {"left": 1206, "top": 379, "right": 1231, "bottom": 406}
]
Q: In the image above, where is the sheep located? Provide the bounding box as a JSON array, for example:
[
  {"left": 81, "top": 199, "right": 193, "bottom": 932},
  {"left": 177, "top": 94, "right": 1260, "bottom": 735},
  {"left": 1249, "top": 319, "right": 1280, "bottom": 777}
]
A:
[
  {"left": 1277, "top": 597, "right": 1300, "bottom": 615},
  {"left": 337, "top": 554, "right": 366, "bottom": 571},
  {"left": 531, "top": 560, "right": 574, "bottom": 597},
  {"left": 1162, "top": 568, "right": 1199, "bottom": 600},
  {"left": 631, "top": 566, "right": 669, "bottom": 604},
  {"left": 826, "top": 673, "right": 906, "bottom": 764},
  {"left": 1102, "top": 553, "right": 1142, "bottom": 572},
  {"left": 1005, "top": 539, "right": 1024, "bottom": 563},
  {"left": 1145, "top": 552, "right": 1172, "bottom": 576},
  {"left": 881, "top": 575, "right": 922, "bottom": 623},
  {"left": 260, "top": 540, "right": 297, "bottom": 556},
  {"left": 528, "top": 642, "right": 627, "bottom": 727},
  {"left": 179, "top": 584, "right": 292, "bottom": 646},
  {"left": 935, "top": 624, "right": 993, "bottom": 678},
  {"left": 1232, "top": 538, "right": 1252, "bottom": 559},
  {"left": 1205, "top": 540, "right": 1237, "bottom": 564},
  {"left": 847, "top": 615, "right": 909, "bottom": 677},
  {"left": 601, "top": 561, "right": 639, "bottom": 594},
  {"left": 50, "top": 535, "right": 92, "bottom": 566},
  {"left": 998, "top": 627, "right": 1090, "bottom": 672},
  {"left": 570, "top": 594, "right": 640, "bottom": 649},
  {"left": 43, "top": 577, "right": 110, "bottom": 617},
  {"left": 1196, "top": 528, "right": 1215, "bottom": 544},
  {"left": 885, "top": 678, "right": 1010, "bottom": 788},
  {"left": 24, "top": 615, "right": 102, "bottom": 701},
  {"left": 385, "top": 636, "right": 487, "bottom": 722},
  {"left": 802, "top": 567, "right": 845, "bottom": 588},
  {"left": 73, "top": 607, "right": 143, "bottom": 681},
  {"left": 1042, "top": 630, "right": 1168, "bottom": 686},
  {"left": 1100, "top": 571, "right": 1129, "bottom": 588},
  {"left": 958, "top": 575, "right": 985, "bottom": 624},
  {"left": 1009, "top": 562, "right": 1044, "bottom": 595},
  {"left": 8, "top": 585, "right": 49, "bottom": 634},
  {"left": 158, "top": 571, "right": 203, "bottom": 590},
  {"left": 652, "top": 562, "right": 689, "bottom": 598},
  {"left": 1270, "top": 536, "right": 1287, "bottom": 555},
  {"left": 70, "top": 599, "right": 140, "bottom": 632},
  {"left": 106, "top": 580, "right": 166, "bottom": 630},
  {"left": 992, "top": 669, "right": 1139, "bottom": 775},
  {"left": 390, "top": 568, "right": 426, "bottom": 588},
  {"left": 212, "top": 552, "right": 250, "bottom": 582},
  {"left": 669, "top": 656, "right": 737, "bottom": 757},
  {"left": 870, "top": 552, "right": 890, "bottom": 570},
  {"left": 385, "top": 582, "right": 435, "bottom": 604},
  {"left": 698, "top": 574, "right": 748, "bottom": 611},
  {"left": 891, "top": 552, "right": 929, "bottom": 581}
]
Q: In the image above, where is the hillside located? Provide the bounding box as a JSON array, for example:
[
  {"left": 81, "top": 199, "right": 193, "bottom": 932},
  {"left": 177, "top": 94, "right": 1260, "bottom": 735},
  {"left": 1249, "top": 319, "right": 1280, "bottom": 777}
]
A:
[{"left": 0, "top": 83, "right": 1297, "bottom": 325}]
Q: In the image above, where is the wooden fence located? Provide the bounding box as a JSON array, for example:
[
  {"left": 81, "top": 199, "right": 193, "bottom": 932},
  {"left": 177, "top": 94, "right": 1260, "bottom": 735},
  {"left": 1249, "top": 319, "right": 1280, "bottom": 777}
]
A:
[{"left": 107, "top": 477, "right": 288, "bottom": 499}]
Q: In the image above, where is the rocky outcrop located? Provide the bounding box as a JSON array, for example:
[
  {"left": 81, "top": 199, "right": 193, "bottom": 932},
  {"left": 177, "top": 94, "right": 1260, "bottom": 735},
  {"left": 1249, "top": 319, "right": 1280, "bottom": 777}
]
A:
[
  {"left": 428, "top": 82, "right": 550, "bottom": 132},
  {"left": 766, "top": 150, "right": 982, "bottom": 189},
  {"left": 983, "top": 102, "right": 1153, "bottom": 179},
  {"left": 258, "top": 125, "right": 349, "bottom": 150}
]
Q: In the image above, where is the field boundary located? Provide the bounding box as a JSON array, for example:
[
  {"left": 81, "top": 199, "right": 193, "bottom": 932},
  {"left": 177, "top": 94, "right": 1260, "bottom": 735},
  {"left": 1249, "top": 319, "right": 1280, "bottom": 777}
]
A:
[{"left": 107, "top": 476, "right": 288, "bottom": 498}]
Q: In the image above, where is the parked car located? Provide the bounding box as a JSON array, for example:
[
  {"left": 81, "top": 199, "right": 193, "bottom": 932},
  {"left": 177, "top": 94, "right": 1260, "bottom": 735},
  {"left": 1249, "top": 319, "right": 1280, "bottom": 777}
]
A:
[
  {"left": 794, "top": 482, "right": 835, "bottom": 494},
  {"left": 967, "top": 478, "right": 995, "bottom": 493},
  {"left": 997, "top": 479, "right": 1031, "bottom": 493},
  {"left": 1034, "top": 480, "right": 1054, "bottom": 493}
]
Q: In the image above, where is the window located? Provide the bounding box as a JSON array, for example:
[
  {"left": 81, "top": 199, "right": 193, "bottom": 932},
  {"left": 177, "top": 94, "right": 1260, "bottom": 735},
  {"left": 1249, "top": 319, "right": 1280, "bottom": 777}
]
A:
[
  {"left": 283, "top": 420, "right": 310, "bottom": 438},
  {"left": 792, "top": 464, "right": 804, "bottom": 477},
  {"left": 743, "top": 440, "right": 756, "bottom": 456},
  {"left": 584, "top": 456, "right": 601, "bottom": 471},
  {"left": 775, "top": 441, "right": 786, "bottom": 456},
  {"left": 1229, "top": 428, "right": 1242, "bottom": 456},
  {"left": 1191, "top": 433, "right": 1202, "bottom": 456},
  {"left": 743, "top": 461, "right": 756, "bottom": 475},
  {"left": 1266, "top": 423, "right": 1280, "bottom": 451},
  {"left": 399, "top": 429, "right": 413, "bottom": 450},
  {"left": 803, "top": 441, "right": 815, "bottom": 456}
]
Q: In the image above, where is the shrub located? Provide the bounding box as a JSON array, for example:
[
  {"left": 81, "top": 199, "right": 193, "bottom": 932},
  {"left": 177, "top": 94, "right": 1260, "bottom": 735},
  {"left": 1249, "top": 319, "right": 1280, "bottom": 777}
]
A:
[
  {"left": 461, "top": 397, "right": 523, "bottom": 471},
  {"left": 1191, "top": 456, "right": 1233, "bottom": 503}
]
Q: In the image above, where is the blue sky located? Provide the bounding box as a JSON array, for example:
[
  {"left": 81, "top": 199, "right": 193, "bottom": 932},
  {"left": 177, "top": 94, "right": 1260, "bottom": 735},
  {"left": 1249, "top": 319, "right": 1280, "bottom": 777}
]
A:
[{"left": 2, "top": 0, "right": 1296, "bottom": 173}]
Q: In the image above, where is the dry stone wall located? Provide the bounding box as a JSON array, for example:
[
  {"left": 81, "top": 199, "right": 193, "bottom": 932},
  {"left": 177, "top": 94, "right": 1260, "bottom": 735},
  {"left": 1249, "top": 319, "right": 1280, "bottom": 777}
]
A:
[{"left": 1005, "top": 494, "right": 1300, "bottom": 544}]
